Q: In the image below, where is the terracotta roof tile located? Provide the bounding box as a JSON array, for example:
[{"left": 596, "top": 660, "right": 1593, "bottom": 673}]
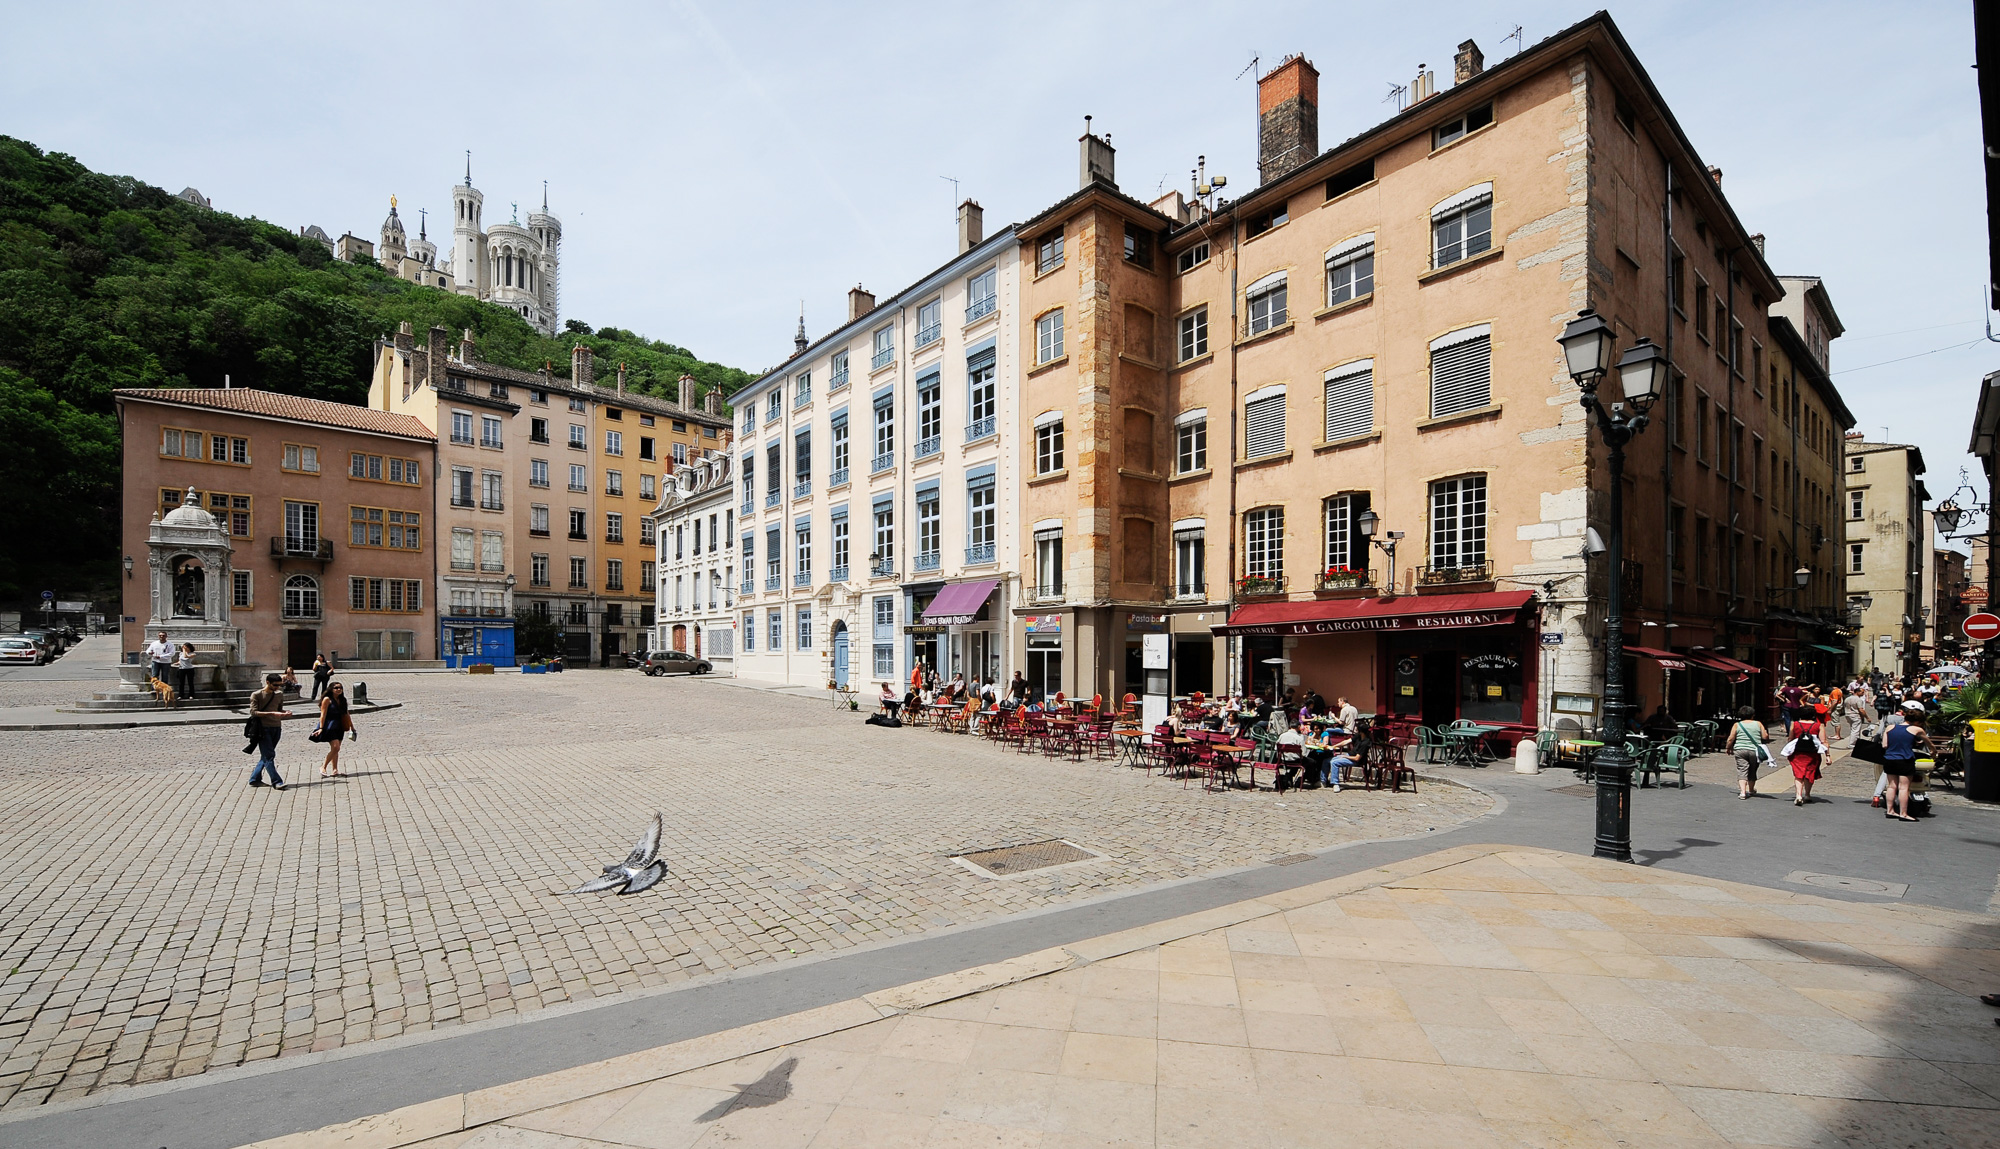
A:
[{"left": 115, "top": 389, "right": 436, "bottom": 441}]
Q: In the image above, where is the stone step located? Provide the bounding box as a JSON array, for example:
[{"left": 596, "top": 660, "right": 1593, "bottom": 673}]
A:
[{"left": 74, "top": 692, "right": 255, "bottom": 712}]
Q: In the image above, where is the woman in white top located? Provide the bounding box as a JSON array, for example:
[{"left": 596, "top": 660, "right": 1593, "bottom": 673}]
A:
[{"left": 174, "top": 643, "right": 196, "bottom": 698}]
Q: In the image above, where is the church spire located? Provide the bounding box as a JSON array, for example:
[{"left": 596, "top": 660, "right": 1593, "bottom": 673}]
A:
[
  {"left": 542, "top": 180, "right": 549, "bottom": 212},
  {"left": 464, "top": 150, "right": 472, "bottom": 187},
  {"left": 794, "top": 303, "right": 808, "bottom": 355}
]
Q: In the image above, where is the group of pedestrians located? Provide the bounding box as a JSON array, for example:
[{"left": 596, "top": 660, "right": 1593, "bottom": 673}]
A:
[
  {"left": 1727, "top": 672, "right": 1938, "bottom": 822},
  {"left": 243, "top": 651, "right": 357, "bottom": 790}
]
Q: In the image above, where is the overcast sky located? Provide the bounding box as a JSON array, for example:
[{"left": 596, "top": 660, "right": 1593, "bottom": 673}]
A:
[{"left": 8, "top": 1, "right": 1992, "bottom": 534}]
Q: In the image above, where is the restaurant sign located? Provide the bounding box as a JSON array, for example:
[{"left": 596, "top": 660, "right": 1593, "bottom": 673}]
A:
[
  {"left": 1223, "top": 609, "right": 1516, "bottom": 637},
  {"left": 1023, "top": 614, "right": 1062, "bottom": 634},
  {"left": 903, "top": 624, "right": 946, "bottom": 636}
]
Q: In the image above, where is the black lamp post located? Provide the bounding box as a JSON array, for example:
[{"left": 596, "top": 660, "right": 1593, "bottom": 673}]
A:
[
  {"left": 1558, "top": 310, "right": 1666, "bottom": 863},
  {"left": 1354, "top": 510, "right": 1404, "bottom": 596}
]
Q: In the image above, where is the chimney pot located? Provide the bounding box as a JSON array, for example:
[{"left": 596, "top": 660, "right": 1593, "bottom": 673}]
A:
[
  {"left": 1750, "top": 233, "right": 1766, "bottom": 255},
  {"left": 704, "top": 388, "right": 721, "bottom": 415},
  {"left": 1079, "top": 124, "right": 1117, "bottom": 189},
  {"left": 1256, "top": 55, "right": 1319, "bottom": 183},
  {"left": 1708, "top": 165, "right": 1723, "bottom": 186},
  {"left": 848, "top": 285, "right": 876, "bottom": 322},
  {"left": 616, "top": 362, "right": 627, "bottom": 393},
  {"left": 570, "top": 344, "right": 594, "bottom": 388},
  {"left": 956, "top": 199, "right": 984, "bottom": 253},
  {"left": 677, "top": 374, "right": 694, "bottom": 409},
  {"left": 458, "top": 328, "right": 476, "bottom": 363},
  {"left": 1453, "top": 39, "right": 1484, "bottom": 84}
]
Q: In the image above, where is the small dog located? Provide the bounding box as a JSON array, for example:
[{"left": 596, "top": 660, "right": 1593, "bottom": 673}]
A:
[{"left": 149, "top": 676, "right": 177, "bottom": 708}]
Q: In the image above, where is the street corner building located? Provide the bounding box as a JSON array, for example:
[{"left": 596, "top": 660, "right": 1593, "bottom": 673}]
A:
[{"left": 115, "top": 387, "right": 438, "bottom": 671}]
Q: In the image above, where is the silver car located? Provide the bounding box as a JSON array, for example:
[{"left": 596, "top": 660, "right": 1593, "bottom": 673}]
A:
[
  {"left": 641, "top": 650, "right": 711, "bottom": 676},
  {"left": 0, "top": 637, "right": 45, "bottom": 665}
]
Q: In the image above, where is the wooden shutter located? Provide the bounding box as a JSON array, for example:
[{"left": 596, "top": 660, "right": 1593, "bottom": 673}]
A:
[
  {"left": 1430, "top": 331, "right": 1491, "bottom": 418},
  {"left": 1323, "top": 363, "right": 1373, "bottom": 441},
  {"left": 1244, "top": 393, "right": 1286, "bottom": 457}
]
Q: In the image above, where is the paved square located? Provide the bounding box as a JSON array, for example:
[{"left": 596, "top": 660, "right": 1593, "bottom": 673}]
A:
[{"left": 0, "top": 672, "right": 1487, "bottom": 1110}]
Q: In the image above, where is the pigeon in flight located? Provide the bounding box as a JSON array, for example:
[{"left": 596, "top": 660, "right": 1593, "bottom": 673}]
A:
[{"left": 563, "top": 813, "right": 667, "bottom": 894}]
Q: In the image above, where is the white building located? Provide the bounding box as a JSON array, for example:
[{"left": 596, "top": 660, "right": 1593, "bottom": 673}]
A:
[
  {"left": 648, "top": 449, "right": 739, "bottom": 671},
  {"left": 446, "top": 157, "right": 562, "bottom": 335},
  {"left": 731, "top": 207, "right": 1022, "bottom": 691}
]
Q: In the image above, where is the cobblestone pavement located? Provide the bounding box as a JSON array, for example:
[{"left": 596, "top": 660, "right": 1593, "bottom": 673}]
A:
[{"left": 0, "top": 671, "right": 1489, "bottom": 1111}]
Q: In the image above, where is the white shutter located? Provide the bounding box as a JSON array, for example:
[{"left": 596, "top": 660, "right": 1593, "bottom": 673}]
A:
[
  {"left": 1323, "top": 361, "right": 1374, "bottom": 441},
  {"left": 1429, "top": 333, "right": 1491, "bottom": 418},
  {"left": 1244, "top": 393, "right": 1286, "bottom": 457},
  {"left": 1432, "top": 182, "right": 1494, "bottom": 219}
]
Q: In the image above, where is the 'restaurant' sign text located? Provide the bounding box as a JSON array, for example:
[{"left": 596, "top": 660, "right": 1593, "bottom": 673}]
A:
[{"left": 1216, "top": 610, "right": 1515, "bottom": 636}]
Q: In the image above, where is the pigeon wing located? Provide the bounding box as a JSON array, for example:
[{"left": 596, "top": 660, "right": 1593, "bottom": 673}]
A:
[
  {"left": 621, "top": 813, "right": 662, "bottom": 869},
  {"left": 620, "top": 860, "right": 667, "bottom": 894},
  {"left": 563, "top": 872, "right": 628, "bottom": 895}
]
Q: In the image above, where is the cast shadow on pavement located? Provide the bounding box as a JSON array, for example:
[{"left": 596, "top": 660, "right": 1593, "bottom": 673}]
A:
[
  {"left": 1633, "top": 837, "right": 1721, "bottom": 865},
  {"left": 694, "top": 1056, "right": 797, "bottom": 1123}
]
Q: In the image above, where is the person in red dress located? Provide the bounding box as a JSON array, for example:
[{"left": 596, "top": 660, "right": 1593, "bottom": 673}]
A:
[{"left": 1787, "top": 715, "right": 1826, "bottom": 807}]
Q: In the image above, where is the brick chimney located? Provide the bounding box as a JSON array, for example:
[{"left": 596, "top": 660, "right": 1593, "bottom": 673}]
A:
[
  {"left": 570, "top": 344, "right": 594, "bottom": 388},
  {"left": 458, "top": 327, "right": 476, "bottom": 364},
  {"left": 1708, "top": 165, "right": 1724, "bottom": 186},
  {"left": 1454, "top": 40, "right": 1484, "bottom": 84},
  {"left": 394, "top": 320, "right": 414, "bottom": 356},
  {"left": 704, "top": 388, "right": 721, "bottom": 416},
  {"left": 957, "top": 199, "right": 983, "bottom": 253},
  {"left": 677, "top": 373, "right": 694, "bottom": 409},
  {"left": 425, "top": 325, "right": 449, "bottom": 388},
  {"left": 615, "top": 362, "right": 627, "bottom": 393},
  {"left": 1257, "top": 55, "right": 1319, "bottom": 184},
  {"left": 1079, "top": 118, "right": 1116, "bottom": 188},
  {"left": 848, "top": 285, "right": 875, "bottom": 321}
]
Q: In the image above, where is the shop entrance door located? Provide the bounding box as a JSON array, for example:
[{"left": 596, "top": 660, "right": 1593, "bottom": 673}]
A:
[
  {"left": 832, "top": 624, "right": 850, "bottom": 688},
  {"left": 1421, "top": 651, "right": 1458, "bottom": 727},
  {"left": 286, "top": 629, "right": 316, "bottom": 670},
  {"left": 1027, "top": 643, "right": 1062, "bottom": 700}
]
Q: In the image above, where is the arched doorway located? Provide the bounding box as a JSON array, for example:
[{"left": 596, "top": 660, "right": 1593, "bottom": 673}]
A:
[{"left": 831, "top": 620, "right": 850, "bottom": 688}]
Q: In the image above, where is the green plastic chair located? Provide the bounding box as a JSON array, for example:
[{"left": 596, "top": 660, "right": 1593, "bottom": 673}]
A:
[
  {"left": 1416, "top": 726, "right": 1449, "bottom": 763},
  {"left": 1644, "top": 744, "right": 1691, "bottom": 788}
]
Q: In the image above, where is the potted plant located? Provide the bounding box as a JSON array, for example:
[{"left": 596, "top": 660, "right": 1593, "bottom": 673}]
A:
[
  {"left": 1235, "top": 574, "right": 1283, "bottom": 597},
  {"left": 1317, "top": 565, "right": 1366, "bottom": 591}
]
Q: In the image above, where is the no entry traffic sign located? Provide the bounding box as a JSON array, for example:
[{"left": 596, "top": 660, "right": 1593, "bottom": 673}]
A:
[{"left": 1964, "top": 612, "right": 2000, "bottom": 642}]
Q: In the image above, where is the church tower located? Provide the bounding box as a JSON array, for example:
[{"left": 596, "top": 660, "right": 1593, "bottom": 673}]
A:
[
  {"left": 379, "top": 196, "right": 408, "bottom": 266},
  {"left": 452, "top": 152, "right": 486, "bottom": 296},
  {"left": 526, "top": 180, "right": 561, "bottom": 330},
  {"left": 408, "top": 208, "right": 437, "bottom": 270}
]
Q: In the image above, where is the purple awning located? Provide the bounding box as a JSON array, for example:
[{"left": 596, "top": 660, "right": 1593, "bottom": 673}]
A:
[{"left": 922, "top": 579, "right": 1000, "bottom": 625}]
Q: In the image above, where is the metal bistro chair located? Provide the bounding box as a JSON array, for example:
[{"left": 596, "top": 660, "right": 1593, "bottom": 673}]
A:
[{"left": 1370, "top": 742, "right": 1416, "bottom": 793}]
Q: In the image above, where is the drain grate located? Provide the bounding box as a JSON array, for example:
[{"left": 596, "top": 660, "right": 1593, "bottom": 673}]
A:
[
  {"left": 1551, "top": 784, "right": 1598, "bottom": 797},
  {"left": 956, "top": 839, "right": 1096, "bottom": 877}
]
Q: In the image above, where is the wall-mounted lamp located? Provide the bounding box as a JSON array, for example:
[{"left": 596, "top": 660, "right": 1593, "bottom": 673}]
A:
[{"left": 123, "top": 556, "right": 134, "bottom": 580}]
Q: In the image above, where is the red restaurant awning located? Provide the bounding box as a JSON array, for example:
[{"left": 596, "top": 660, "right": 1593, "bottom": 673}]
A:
[
  {"left": 1690, "top": 651, "right": 1762, "bottom": 676},
  {"left": 1211, "top": 591, "right": 1535, "bottom": 637},
  {"left": 921, "top": 579, "right": 1000, "bottom": 625},
  {"left": 1624, "top": 645, "right": 1690, "bottom": 670}
]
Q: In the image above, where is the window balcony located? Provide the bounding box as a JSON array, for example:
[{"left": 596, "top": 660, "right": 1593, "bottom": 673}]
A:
[
  {"left": 915, "top": 324, "right": 942, "bottom": 349},
  {"left": 450, "top": 433, "right": 474, "bottom": 445},
  {"left": 828, "top": 467, "right": 848, "bottom": 487},
  {"left": 450, "top": 495, "right": 474, "bottom": 508},
  {"left": 764, "top": 406, "right": 780, "bottom": 423},
  {"left": 1416, "top": 559, "right": 1494, "bottom": 586},
  {"left": 964, "top": 542, "right": 995, "bottom": 566},
  {"left": 529, "top": 433, "right": 550, "bottom": 445},
  {"left": 449, "top": 560, "right": 475, "bottom": 572},
  {"left": 965, "top": 417, "right": 995, "bottom": 443},
  {"left": 1174, "top": 581, "right": 1207, "bottom": 600},
  {"left": 606, "top": 533, "right": 624, "bottom": 543},
  {"left": 870, "top": 559, "right": 897, "bottom": 579},
  {"left": 742, "top": 500, "right": 754, "bottom": 517},
  {"left": 829, "top": 370, "right": 848, "bottom": 391},
  {"left": 913, "top": 437, "right": 941, "bottom": 460},
  {"left": 481, "top": 498, "right": 504, "bottom": 511},
  {"left": 914, "top": 552, "right": 941, "bottom": 573},
  {"left": 793, "top": 571, "right": 812, "bottom": 587},
  {"left": 794, "top": 388, "right": 811, "bottom": 408},
  {"left": 794, "top": 481, "right": 812, "bottom": 500},
  {"left": 966, "top": 295, "right": 996, "bottom": 322},
  {"left": 567, "top": 483, "right": 587, "bottom": 493},
  {"left": 530, "top": 577, "right": 550, "bottom": 588},
  {"left": 529, "top": 478, "right": 549, "bottom": 489},
  {"left": 606, "top": 580, "right": 624, "bottom": 592},
  {"left": 871, "top": 348, "right": 894, "bottom": 371},
  {"left": 568, "top": 530, "right": 588, "bottom": 541},
  {"left": 765, "top": 574, "right": 781, "bottom": 590},
  {"left": 1234, "top": 574, "right": 1287, "bottom": 597},
  {"left": 740, "top": 579, "right": 755, "bottom": 596},
  {"left": 568, "top": 579, "right": 589, "bottom": 590},
  {"left": 1314, "top": 568, "right": 1375, "bottom": 592},
  {"left": 481, "top": 436, "right": 504, "bottom": 450},
  {"left": 765, "top": 490, "right": 781, "bottom": 508},
  {"left": 871, "top": 452, "right": 894, "bottom": 475},
  {"left": 829, "top": 565, "right": 849, "bottom": 583},
  {"left": 273, "top": 537, "right": 333, "bottom": 560},
  {"left": 1034, "top": 583, "right": 1063, "bottom": 602}
]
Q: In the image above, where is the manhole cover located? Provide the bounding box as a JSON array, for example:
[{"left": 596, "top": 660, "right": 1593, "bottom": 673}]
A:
[
  {"left": 1268, "top": 853, "right": 1315, "bottom": 866},
  {"left": 955, "top": 839, "right": 1097, "bottom": 877},
  {"left": 1784, "top": 870, "right": 1908, "bottom": 898},
  {"left": 1552, "top": 784, "right": 1598, "bottom": 797}
]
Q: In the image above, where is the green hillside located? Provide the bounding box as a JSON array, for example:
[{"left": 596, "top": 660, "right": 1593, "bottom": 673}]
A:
[{"left": 0, "top": 136, "right": 755, "bottom": 603}]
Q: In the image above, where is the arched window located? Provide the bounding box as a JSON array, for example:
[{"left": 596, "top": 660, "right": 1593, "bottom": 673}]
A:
[{"left": 282, "top": 574, "right": 320, "bottom": 619}]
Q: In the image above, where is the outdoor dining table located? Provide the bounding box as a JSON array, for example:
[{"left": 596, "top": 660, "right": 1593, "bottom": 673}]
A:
[{"left": 1444, "top": 724, "right": 1504, "bottom": 768}]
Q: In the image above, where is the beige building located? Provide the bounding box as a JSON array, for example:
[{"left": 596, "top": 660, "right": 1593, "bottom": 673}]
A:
[{"left": 1843, "top": 437, "right": 1929, "bottom": 677}]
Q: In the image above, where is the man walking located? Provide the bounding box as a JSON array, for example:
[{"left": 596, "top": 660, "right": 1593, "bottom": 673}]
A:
[
  {"left": 144, "top": 631, "right": 175, "bottom": 690},
  {"left": 247, "top": 672, "right": 290, "bottom": 791}
]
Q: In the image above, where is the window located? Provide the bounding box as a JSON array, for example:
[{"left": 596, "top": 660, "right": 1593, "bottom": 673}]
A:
[
  {"left": 872, "top": 397, "right": 895, "bottom": 472},
  {"left": 1849, "top": 542, "right": 1865, "bottom": 574},
  {"left": 211, "top": 434, "right": 249, "bottom": 464},
  {"left": 531, "top": 504, "right": 549, "bottom": 536},
  {"left": 1036, "top": 229, "right": 1064, "bottom": 274},
  {"left": 769, "top": 610, "right": 783, "bottom": 651},
  {"left": 831, "top": 414, "right": 850, "bottom": 482},
  {"left": 1034, "top": 412, "right": 1065, "bottom": 474},
  {"left": 873, "top": 504, "right": 895, "bottom": 569},
  {"left": 1178, "top": 307, "right": 1208, "bottom": 362},
  {"left": 967, "top": 476, "right": 996, "bottom": 562},
  {"left": 967, "top": 352, "right": 997, "bottom": 441},
  {"left": 349, "top": 506, "right": 421, "bottom": 549},
  {"left": 569, "top": 463, "right": 587, "bottom": 492},
  {"left": 1036, "top": 309, "right": 1065, "bottom": 363},
  {"left": 1176, "top": 240, "right": 1210, "bottom": 273},
  {"left": 1429, "top": 325, "right": 1492, "bottom": 418},
  {"left": 530, "top": 459, "right": 549, "bottom": 487},
  {"left": 569, "top": 423, "right": 586, "bottom": 449},
  {"left": 743, "top": 611, "right": 756, "bottom": 652},
  {"left": 1432, "top": 102, "right": 1493, "bottom": 147},
  {"left": 1244, "top": 273, "right": 1287, "bottom": 335},
  {"left": 450, "top": 411, "right": 474, "bottom": 444},
  {"left": 873, "top": 595, "right": 895, "bottom": 640},
  {"left": 1246, "top": 205, "right": 1288, "bottom": 238},
  {"left": 832, "top": 513, "right": 850, "bottom": 577},
  {"left": 1243, "top": 387, "right": 1286, "bottom": 457},
  {"left": 797, "top": 607, "right": 813, "bottom": 650},
  {"left": 1323, "top": 360, "right": 1374, "bottom": 442},
  {"left": 1325, "top": 158, "right": 1374, "bottom": 199},
  {"left": 606, "top": 558, "right": 624, "bottom": 591},
  {"left": 676, "top": 525, "right": 686, "bottom": 561},
  {"left": 1035, "top": 528, "right": 1063, "bottom": 597},
  {"left": 872, "top": 325, "right": 894, "bottom": 370},
  {"left": 569, "top": 508, "right": 587, "bottom": 539},
  {"left": 1175, "top": 411, "right": 1208, "bottom": 474},
  {"left": 161, "top": 489, "right": 253, "bottom": 537},
  {"left": 794, "top": 373, "right": 811, "bottom": 408},
  {"left": 605, "top": 511, "right": 624, "bottom": 543},
  {"left": 1694, "top": 281, "right": 1711, "bottom": 341},
  {"left": 283, "top": 501, "right": 319, "bottom": 552},
  {"left": 570, "top": 556, "right": 588, "bottom": 588},
  {"left": 966, "top": 268, "right": 997, "bottom": 321},
  {"left": 481, "top": 470, "right": 504, "bottom": 510},
  {"left": 640, "top": 436, "right": 656, "bottom": 461},
  {"left": 530, "top": 417, "right": 550, "bottom": 443},
  {"left": 1123, "top": 223, "right": 1153, "bottom": 268},
  {"left": 1849, "top": 454, "right": 1865, "bottom": 473},
  {"left": 765, "top": 443, "right": 782, "bottom": 502},
  {"left": 916, "top": 298, "right": 942, "bottom": 347},
  {"left": 795, "top": 524, "right": 812, "bottom": 582},
  {"left": 480, "top": 416, "right": 502, "bottom": 448},
  {"left": 1695, "top": 395, "right": 1711, "bottom": 462},
  {"left": 641, "top": 474, "right": 656, "bottom": 500},
  {"left": 606, "top": 469, "right": 623, "bottom": 496},
  {"left": 348, "top": 577, "right": 424, "bottom": 613},
  {"left": 1325, "top": 234, "right": 1375, "bottom": 304},
  {"left": 1849, "top": 490, "right": 1864, "bottom": 519},
  {"left": 1174, "top": 525, "right": 1205, "bottom": 597},
  {"left": 350, "top": 453, "right": 418, "bottom": 483},
  {"left": 1323, "top": 494, "right": 1370, "bottom": 572},
  {"left": 1429, "top": 475, "right": 1488, "bottom": 570},
  {"left": 605, "top": 407, "right": 623, "bottom": 422},
  {"left": 765, "top": 526, "right": 781, "bottom": 585},
  {"left": 1431, "top": 183, "right": 1493, "bottom": 267},
  {"left": 831, "top": 350, "right": 850, "bottom": 388},
  {"left": 916, "top": 493, "right": 940, "bottom": 565},
  {"left": 232, "top": 568, "right": 252, "bottom": 608},
  {"left": 282, "top": 574, "right": 319, "bottom": 619},
  {"left": 281, "top": 443, "right": 320, "bottom": 473},
  {"left": 160, "top": 426, "right": 204, "bottom": 458},
  {"left": 1244, "top": 508, "right": 1283, "bottom": 578},
  {"left": 916, "top": 375, "right": 941, "bottom": 457},
  {"left": 605, "top": 430, "right": 623, "bottom": 456},
  {"left": 741, "top": 453, "right": 755, "bottom": 509},
  {"left": 1669, "top": 249, "right": 1687, "bottom": 314},
  {"left": 446, "top": 467, "right": 471, "bottom": 508}
]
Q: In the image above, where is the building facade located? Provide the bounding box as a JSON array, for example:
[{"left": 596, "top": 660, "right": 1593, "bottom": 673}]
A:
[
  {"left": 369, "top": 326, "right": 730, "bottom": 665},
  {"left": 647, "top": 449, "right": 739, "bottom": 671},
  {"left": 1762, "top": 298, "right": 1856, "bottom": 685},
  {"left": 730, "top": 211, "right": 1023, "bottom": 691},
  {"left": 1843, "top": 438, "right": 1929, "bottom": 678},
  {"left": 116, "top": 388, "right": 438, "bottom": 669}
]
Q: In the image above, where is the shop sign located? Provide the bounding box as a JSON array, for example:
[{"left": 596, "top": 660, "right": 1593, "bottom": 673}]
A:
[
  {"left": 1229, "top": 609, "right": 1516, "bottom": 636},
  {"left": 1142, "top": 632, "right": 1170, "bottom": 669},
  {"left": 1126, "top": 612, "right": 1166, "bottom": 633},
  {"left": 904, "top": 624, "right": 946, "bottom": 636},
  {"left": 1023, "top": 614, "right": 1062, "bottom": 634},
  {"left": 1462, "top": 654, "right": 1518, "bottom": 670}
]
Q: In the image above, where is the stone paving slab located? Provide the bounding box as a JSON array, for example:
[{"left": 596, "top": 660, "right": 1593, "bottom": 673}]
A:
[
  {"left": 0, "top": 672, "right": 1487, "bottom": 1112},
  {"left": 236, "top": 844, "right": 2000, "bottom": 1149}
]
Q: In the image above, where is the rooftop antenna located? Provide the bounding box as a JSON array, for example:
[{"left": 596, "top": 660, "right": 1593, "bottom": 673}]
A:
[
  {"left": 1235, "top": 53, "right": 1260, "bottom": 82},
  {"left": 464, "top": 150, "right": 471, "bottom": 187},
  {"left": 542, "top": 180, "right": 548, "bottom": 212},
  {"left": 1383, "top": 81, "right": 1409, "bottom": 110},
  {"left": 1501, "top": 25, "right": 1524, "bottom": 55}
]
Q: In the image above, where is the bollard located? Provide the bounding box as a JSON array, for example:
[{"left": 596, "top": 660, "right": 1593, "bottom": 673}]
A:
[
  {"left": 1515, "top": 737, "right": 1540, "bottom": 774},
  {"left": 352, "top": 681, "right": 370, "bottom": 705}
]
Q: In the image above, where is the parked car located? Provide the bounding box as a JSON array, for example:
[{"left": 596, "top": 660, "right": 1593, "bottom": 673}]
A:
[
  {"left": 641, "top": 650, "right": 711, "bottom": 676},
  {"left": 0, "top": 637, "right": 46, "bottom": 665},
  {"left": 21, "top": 627, "right": 64, "bottom": 655}
]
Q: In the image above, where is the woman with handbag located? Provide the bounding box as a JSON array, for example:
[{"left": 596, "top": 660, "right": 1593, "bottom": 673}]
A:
[
  {"left": 1785, "top": 712, "right": 1826, "bottom": 807},
  {"left": 314, "top": 681, "right": 355, "bottom": 778},
  {"left": 1728, "top": 706, "right": 1769, "bottom": 799}
]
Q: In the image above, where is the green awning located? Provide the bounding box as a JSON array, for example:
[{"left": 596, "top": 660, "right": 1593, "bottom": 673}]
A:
[{"left": 1807, "top": 643, "right": 1850, "bottom": 655}]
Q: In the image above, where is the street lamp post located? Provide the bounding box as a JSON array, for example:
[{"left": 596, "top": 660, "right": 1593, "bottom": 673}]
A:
[
  {"left": 1557, "top": 310, "right": 1666, "bottom": 863},
  {"left": 1354, "top": 510, "right": 1404, "bottom": 596}
]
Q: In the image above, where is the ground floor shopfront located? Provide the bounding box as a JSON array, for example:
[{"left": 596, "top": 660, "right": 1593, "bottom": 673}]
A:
[
  {"left": 1009, "top": 604, "right": 1228, "bottom": 705},
  {"left": 905, "top": 578, "right": 1011, "bottom": 688}
]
